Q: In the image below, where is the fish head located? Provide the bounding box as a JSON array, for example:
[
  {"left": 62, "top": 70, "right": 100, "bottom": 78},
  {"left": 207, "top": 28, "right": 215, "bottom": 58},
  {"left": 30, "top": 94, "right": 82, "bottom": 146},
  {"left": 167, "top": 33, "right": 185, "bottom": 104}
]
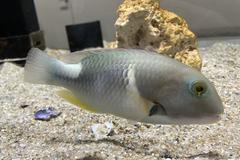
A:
[{"left": 141, "top": 70, "right": 224, "bottom": 124}]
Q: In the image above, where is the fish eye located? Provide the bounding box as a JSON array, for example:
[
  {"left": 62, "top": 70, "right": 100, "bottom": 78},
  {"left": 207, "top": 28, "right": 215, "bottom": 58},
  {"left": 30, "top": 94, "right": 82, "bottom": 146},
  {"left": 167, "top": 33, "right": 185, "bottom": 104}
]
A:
[{"left": 190, "top": 81, "right": 207, "bottom": 96}]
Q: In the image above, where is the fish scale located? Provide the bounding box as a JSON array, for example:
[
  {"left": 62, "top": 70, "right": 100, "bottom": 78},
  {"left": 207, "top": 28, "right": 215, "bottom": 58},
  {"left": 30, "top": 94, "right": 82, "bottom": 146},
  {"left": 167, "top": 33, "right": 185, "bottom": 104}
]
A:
[{"left": 78, "top": 59, "right": 131, "bottom": 114}]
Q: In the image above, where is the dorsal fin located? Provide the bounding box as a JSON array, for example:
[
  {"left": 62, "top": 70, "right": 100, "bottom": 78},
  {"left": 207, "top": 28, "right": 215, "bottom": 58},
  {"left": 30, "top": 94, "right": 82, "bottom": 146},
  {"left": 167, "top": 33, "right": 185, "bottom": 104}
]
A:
[
  {"left": 56, "top": 48, "right": 159, "bottom": 64},
  {"left": 57, "top": 49, "right": 100, "bottom": 64},
  {"left": 57, "top": 48, "right": 120, "bottom": 64}
]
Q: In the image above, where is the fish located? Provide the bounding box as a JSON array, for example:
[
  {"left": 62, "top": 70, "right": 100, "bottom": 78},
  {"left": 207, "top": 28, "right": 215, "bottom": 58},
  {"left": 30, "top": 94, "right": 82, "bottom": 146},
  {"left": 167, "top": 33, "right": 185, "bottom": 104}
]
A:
[{"left": 24, "top": 48, "right": 224, "bottom": 124}]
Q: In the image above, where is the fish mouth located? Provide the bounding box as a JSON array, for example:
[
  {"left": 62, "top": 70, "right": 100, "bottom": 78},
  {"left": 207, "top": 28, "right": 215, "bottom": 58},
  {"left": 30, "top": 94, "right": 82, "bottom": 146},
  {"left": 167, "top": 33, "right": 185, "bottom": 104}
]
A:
[{"left": 142, "top": 114, "right": 222, "bottom": 125}]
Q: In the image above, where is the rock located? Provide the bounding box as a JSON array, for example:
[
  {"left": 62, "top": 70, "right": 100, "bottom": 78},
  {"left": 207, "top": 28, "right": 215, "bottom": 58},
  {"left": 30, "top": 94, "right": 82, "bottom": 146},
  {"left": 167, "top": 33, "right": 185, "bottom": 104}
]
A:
[
  {"left": 103, "top": 41, "right": 118, "bottom": 49},
  {"left": 114, "top": 0, "right": 202, "bottom": 70},
  {"left": 34, "top": 107, "right": 61, "bottom": 121},
  {"left": 175, "top": 49, "right": 202, "bottom": 70},
  {"left": 90, "top": 122, "right": 114, "bottom": 139}
]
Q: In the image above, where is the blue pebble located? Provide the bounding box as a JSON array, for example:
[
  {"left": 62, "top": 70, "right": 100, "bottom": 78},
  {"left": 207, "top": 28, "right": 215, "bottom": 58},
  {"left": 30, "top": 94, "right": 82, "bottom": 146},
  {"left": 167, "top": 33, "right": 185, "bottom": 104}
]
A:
[{"left": 34, "top": 107, "right": 61, "bottom": 121}]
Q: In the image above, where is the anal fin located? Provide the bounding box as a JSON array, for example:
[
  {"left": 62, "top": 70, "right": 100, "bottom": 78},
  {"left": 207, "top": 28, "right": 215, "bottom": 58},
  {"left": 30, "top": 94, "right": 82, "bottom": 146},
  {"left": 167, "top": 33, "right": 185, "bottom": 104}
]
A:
[{"left": 57, "top": 89, "right": 97, "bottom": 113}]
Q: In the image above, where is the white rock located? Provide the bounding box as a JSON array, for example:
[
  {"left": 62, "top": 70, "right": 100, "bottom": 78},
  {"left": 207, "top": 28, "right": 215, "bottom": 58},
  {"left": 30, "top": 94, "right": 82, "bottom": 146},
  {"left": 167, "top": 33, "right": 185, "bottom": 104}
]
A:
[{"left": 91, "top": 121, "right": 114, "bottom": 139}]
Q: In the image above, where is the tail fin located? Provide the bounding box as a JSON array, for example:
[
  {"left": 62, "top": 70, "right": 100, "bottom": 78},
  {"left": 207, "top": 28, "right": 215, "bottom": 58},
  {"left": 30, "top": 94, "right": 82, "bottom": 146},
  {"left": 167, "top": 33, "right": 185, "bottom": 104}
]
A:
[{"left": 24, "top": 48, "right": 60, "bottom": 85}]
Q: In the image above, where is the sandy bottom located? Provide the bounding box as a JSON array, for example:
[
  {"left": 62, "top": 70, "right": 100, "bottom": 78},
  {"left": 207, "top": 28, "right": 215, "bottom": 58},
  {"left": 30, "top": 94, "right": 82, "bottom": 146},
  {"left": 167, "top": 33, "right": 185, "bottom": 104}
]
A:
[{"left": 0, "top": 39, "right": 239, "bottom": 160}]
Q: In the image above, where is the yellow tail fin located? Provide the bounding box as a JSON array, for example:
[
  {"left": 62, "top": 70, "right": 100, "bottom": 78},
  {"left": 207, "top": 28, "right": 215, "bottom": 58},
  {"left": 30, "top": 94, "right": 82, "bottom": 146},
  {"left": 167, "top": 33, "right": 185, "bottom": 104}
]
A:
[{"left": 57, "top": 89, "right": 97, "bottom": 113}]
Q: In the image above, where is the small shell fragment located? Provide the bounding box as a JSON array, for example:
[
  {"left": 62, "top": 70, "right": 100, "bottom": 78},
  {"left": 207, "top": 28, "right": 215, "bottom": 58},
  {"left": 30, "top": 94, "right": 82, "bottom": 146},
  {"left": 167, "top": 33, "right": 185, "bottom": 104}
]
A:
[
  {"left": 34, "top": 107, "right": 61, "bottom": 121},
  {"left": 91, "top": 121, "right": 114, "bottom": 139},
  {"left": 20, "top": 104, "right": 29, "bottom": 109}
]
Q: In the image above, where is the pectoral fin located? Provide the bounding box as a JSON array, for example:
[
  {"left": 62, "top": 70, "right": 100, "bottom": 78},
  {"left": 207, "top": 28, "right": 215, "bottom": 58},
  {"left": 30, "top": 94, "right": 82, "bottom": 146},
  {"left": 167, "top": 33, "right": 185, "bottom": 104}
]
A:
[
  {"left": 149, "top": 102, "right": 167, "bottom": 116},
  {"left": 57, "top": 89, "right": 97, "bottom": 113}
]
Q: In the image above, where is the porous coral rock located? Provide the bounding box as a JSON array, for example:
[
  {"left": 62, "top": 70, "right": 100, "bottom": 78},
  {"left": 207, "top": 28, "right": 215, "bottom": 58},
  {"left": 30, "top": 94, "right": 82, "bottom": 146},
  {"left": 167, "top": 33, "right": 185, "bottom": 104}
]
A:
[{"left": 115, "top": 0, "right": 202, "bottom": 70}]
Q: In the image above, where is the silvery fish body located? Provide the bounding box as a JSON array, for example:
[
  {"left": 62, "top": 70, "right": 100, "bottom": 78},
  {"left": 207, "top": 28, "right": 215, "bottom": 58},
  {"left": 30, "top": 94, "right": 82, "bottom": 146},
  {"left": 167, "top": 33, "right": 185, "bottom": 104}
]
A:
[{"left": 24, "top": 48, "right": 224, "bottom": 124}]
